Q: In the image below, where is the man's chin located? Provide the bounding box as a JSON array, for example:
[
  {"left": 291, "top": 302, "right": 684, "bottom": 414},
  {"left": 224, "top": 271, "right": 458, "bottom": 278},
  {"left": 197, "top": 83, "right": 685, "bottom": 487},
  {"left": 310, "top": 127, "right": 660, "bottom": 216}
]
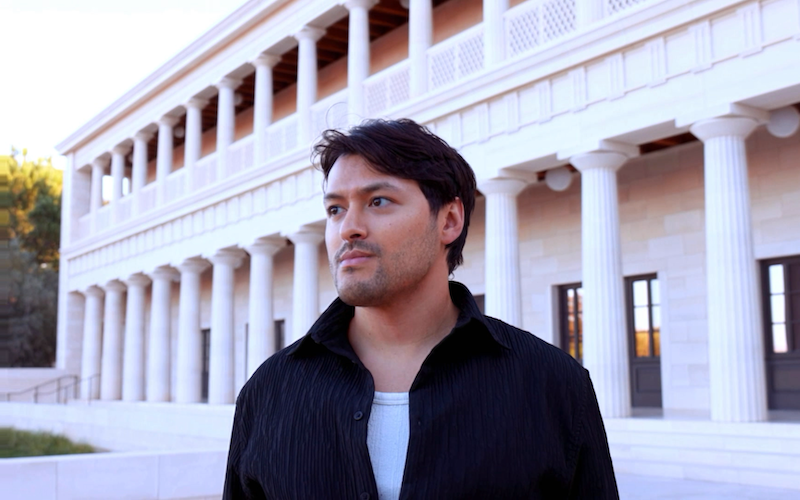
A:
[{"left": 335, "top": 280, "right": 387, "bottom": 307}]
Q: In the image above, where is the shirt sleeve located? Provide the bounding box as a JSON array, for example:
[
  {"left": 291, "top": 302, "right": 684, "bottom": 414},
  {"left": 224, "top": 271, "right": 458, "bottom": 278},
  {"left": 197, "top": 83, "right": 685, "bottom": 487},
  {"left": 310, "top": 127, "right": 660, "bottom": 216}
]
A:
[
  {"left": 567, "top": 371, "right": 620, "bottom": 500},
  {"left": 222, "top": 390, "right": 266, "bottom": 500}
]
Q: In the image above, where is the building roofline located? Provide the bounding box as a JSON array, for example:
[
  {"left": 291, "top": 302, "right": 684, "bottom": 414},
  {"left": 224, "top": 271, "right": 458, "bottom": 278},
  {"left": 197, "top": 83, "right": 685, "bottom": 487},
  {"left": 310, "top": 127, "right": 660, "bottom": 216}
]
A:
[{"left": 56, "top": 0, "right": 292, "bottom": 155}]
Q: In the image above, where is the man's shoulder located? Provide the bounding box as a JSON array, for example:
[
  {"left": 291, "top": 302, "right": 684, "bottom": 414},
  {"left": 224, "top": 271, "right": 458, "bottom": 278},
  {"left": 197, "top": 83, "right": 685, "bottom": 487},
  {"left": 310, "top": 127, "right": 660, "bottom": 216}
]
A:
[
  {"left": 482, "top": 315, "right": 588, "bottom": 381},
  {"left": 237, "top": 338, "right": 312, "bottom": 403}
]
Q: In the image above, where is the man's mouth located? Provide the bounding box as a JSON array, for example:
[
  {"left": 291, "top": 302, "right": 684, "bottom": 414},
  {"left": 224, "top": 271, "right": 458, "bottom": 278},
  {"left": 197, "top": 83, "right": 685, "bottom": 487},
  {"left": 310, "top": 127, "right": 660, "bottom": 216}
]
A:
[{"left": 339, "top": 250, "right": 373, "bottom": 267}]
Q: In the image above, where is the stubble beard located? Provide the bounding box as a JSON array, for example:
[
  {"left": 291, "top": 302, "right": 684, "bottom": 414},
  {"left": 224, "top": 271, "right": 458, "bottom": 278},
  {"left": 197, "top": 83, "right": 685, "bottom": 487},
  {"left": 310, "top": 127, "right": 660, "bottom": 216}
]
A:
[{"left": 332, "top": 218, "right": 440, "bottom": 307}]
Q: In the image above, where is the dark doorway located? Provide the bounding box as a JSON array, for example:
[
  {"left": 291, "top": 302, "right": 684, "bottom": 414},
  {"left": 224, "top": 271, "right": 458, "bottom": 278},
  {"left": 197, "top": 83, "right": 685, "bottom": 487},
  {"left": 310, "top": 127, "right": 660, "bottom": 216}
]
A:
[
  {"left": 626, "top": 275, "right": 662, "bottom": 408},
  {"left": 274, "top": 319, "right": 286, "bottom": 353},
  {"left": 761, "top": 256, "right": 800, "bottom": 410},
  {"left": 201, "top": 328, "right": 210, "bottom": 403}
]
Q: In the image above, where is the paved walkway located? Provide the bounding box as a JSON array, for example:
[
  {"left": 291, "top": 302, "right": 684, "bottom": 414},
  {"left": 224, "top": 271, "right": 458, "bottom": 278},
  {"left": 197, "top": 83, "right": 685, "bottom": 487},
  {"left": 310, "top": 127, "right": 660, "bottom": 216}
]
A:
[{"left": 617, "top": 474, "right": 799, "bottom": 499}]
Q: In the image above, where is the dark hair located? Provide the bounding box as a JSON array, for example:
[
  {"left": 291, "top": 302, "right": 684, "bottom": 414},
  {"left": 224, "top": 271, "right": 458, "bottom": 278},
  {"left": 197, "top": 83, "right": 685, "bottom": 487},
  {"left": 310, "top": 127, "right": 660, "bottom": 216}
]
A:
[{"left": 313, "top": 118, "right": 476, "bottom": 274}]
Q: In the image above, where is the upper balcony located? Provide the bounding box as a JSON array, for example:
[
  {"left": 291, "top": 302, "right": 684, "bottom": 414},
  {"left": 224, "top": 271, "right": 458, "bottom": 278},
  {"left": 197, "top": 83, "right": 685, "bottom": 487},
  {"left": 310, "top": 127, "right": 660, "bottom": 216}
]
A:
[{"left": 64, "top": 0, "right": 657, "bottom": 249}]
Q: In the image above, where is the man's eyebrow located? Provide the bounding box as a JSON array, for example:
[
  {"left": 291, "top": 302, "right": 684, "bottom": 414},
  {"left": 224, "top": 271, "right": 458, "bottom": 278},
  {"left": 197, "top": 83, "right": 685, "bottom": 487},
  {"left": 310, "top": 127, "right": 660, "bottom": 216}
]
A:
[{"left": 323, "top": 182, "right": 401, "bottom": 201}]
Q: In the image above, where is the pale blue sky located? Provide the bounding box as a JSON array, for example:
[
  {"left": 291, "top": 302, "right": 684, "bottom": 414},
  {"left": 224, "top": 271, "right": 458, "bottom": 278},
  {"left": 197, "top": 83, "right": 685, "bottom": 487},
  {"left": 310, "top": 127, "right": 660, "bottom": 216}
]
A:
[{"left": 1, "top": 0, "right": 244, "bottom": 167}]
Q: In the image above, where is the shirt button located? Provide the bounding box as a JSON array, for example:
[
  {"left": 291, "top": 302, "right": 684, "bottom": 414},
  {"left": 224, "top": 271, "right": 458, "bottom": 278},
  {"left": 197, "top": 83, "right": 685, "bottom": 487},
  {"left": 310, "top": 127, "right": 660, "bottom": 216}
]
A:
[
  {"left": 353, "top": 411, "right": 364, "bottom": 421},
  {"left": 360, "top": 493, "right": 370, "bottom": 500}
]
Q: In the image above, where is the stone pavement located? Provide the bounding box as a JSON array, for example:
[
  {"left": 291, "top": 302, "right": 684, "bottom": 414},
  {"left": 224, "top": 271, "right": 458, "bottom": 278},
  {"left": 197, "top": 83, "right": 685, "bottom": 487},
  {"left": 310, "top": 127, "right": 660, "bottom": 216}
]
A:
[{"left": 617, "top": 474, "right": 799, "bottom": 499}]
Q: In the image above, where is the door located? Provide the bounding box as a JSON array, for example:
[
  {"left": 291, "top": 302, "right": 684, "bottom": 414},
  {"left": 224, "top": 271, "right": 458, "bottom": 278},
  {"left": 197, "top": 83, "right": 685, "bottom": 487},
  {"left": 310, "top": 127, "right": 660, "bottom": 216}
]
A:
[
  {"left": 559, "top": 283, "right": 583, "bottom": 363},
  {"left": 626, "top": 275, "right": 662, "bottom": 408},
  {"left": 201, "top": 328, "right": 210, "bottom": 402},
  {"left": 762, "top": 257, "right": 800, "bottom": 410}
]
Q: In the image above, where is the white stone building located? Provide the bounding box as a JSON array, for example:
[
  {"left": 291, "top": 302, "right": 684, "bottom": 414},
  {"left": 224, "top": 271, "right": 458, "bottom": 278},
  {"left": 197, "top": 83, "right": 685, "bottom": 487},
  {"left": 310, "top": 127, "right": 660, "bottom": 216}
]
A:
[{"left": 8, "top": 0, "right": 800, "bottom": 493}]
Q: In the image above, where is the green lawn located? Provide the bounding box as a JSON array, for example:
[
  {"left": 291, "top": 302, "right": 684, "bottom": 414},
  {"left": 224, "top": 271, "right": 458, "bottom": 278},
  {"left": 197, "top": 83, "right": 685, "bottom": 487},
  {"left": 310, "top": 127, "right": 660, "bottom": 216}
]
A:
[{"left": 0, "top": 427, "right": 96, "bottom": 458}]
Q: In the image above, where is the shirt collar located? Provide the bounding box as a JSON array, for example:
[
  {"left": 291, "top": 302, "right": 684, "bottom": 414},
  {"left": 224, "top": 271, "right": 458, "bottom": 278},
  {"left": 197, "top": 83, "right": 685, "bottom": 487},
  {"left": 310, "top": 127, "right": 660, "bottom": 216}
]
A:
[{"left": 288, "top": 281, "right": 511, "bottom": 358}]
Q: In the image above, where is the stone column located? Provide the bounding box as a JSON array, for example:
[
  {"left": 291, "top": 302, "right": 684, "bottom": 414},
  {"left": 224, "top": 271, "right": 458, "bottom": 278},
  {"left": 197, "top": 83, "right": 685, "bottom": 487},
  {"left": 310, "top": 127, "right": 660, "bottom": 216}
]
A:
[
  {"left": 288, "top": 229, "right": 324, "bottom": 344},
  {"left": 345, "top": 0, "right": 377, "bottom": 121},
  {"left": 184, "top": 97, "right": 207, "bottom": 193},
  {"left": 90, "top": 158, "right": 106, "bottom": 233},
  {"left": 576, "top": 0, "right": 604, "bottom": 28},
  {"left": 295, "top": 26, "right": 326, "bottom": 144},
  {"left": 208, "top": 248, "right": 246, "bottom": 404},
  {"left": 691, "top": 115, "right": 767, "bottom": 422},
  {"left": 175, "top": 257, "right": 210, "bottom": 404},
  {"left": 100, "top": 280, "right": 126, "bottom": 401},
  {"left": 122, "top": 273, "right": 150, "bottom": 402},
  {"left": 409, "top": 0, "right": 432, "bottom": 97},
  {"left": 245, "top": 238, "right": 284, "bottom": 379},
  {"left": 253, "top": 54, "right": 280, "bottom": 165},
  {"left": 478, "top": 178, "right": 527, "bottom": 327},
  {"left": 156, "top": 116, "right": 179, "bottom": 206},
  {"left": 483, "top": 0, "right": 509, "bottom": 67},
  {"left": 571, "top": 145, "right": 634, "bottom": 419},
  {"left": 147, "top": 266, "right": 178, "bottom": 402},
  {"left": 80, "top": 286, "right": 104, "bottom": 400},
  {"left": 216, "top": 77, "right": 241, "bottom": 177},
  {"left": 132, "top": 130, "right": 152, "bottom": 215}
]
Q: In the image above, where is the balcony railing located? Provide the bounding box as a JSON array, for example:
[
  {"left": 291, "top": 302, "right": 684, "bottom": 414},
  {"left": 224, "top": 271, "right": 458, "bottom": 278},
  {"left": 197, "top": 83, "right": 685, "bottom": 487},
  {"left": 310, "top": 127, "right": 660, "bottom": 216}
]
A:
[
  {"left": 139, "top": 182, "right": 157, "bottom": 214},
  {"left": 267, "top": 114, "right": 299, "bottom": 159},
  {"left": 118, "top": 195, "right": 133, "bottom": 224},
  {"left": 194, "top": 153, "right": 218, "bottom": 191},
  {"left": 312, "top": 88, "right": 349, "bottom": 138},
  {"left": 165, "top": 168, "right": 188, "bottom": 204},
  {"left": 505, "top": 0, "right": 577, "bottom": 59},
  {"left": 364, "top": 60, "right": 411, "bottom": 117},
  {"left": 227, "top": 135, "right": 255, "bottom": 177},
  {"left": 428, "top": 24, "right": 485, "bottom": 91}
]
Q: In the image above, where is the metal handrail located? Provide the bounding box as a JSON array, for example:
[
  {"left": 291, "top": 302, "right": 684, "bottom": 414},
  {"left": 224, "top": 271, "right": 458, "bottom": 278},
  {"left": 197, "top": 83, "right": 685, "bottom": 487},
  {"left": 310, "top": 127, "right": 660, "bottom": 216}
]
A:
[{"left": 1, "top": 374, "right": 101, "bottom": 404}]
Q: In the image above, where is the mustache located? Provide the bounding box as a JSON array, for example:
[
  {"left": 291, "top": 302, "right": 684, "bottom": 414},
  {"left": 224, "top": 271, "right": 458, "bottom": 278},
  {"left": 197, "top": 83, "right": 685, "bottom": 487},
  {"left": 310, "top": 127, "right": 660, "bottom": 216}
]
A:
[{"left": 334, "top": 241, "right": 382, "bottom": 263}]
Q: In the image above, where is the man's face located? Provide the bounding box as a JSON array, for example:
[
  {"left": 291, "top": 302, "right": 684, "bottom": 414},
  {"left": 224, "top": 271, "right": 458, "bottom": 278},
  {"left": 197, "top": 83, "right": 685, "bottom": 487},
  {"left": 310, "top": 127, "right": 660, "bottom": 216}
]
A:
[{"left": 324, "top": 155, "right": 442, "bottom": 306}]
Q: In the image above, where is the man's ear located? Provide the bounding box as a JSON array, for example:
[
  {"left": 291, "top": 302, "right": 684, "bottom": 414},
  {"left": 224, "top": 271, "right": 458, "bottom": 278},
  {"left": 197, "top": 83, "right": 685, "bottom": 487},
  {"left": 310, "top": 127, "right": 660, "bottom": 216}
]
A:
[{"left": 440, "top": 197, "right": 465, "bottom": 246}]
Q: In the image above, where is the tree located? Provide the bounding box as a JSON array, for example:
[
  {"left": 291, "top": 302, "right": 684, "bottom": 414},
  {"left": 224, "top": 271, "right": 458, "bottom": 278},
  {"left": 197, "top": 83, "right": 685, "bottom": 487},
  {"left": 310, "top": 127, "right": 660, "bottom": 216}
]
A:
[{"left": 2, "top": 149, "right": 63, "bottom": 367}]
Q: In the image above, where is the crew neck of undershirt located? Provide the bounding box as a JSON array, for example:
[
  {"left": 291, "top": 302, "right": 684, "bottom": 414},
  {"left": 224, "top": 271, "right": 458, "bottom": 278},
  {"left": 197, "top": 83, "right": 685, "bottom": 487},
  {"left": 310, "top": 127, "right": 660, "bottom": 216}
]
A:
[{"left": 373, "top": 391, "right": 409, "bottom": 405}]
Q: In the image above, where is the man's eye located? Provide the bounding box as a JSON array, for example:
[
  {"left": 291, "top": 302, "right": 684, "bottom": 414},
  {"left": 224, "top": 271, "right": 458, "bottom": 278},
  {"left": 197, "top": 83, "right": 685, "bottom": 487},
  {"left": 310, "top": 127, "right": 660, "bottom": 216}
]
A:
[
  {"left": 370, "top": 197, "right": 389, "bottom": 207},
  {"left": 327, "top": 206, "right": 341, "bottom": 216}
]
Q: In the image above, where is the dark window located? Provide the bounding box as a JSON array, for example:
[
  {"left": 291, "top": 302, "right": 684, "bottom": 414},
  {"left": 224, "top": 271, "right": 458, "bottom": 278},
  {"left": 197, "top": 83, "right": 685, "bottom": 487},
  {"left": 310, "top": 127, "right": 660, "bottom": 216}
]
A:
[
  {"left": 558, "top": 283, "right": 583, "bottom": 363},
  {"left": 201, "top": 328, "right": 210, "bottom": 403},
  {"left": 274, "top": 319, "right": 286, "bottom": 353},
  {"left": 473, "top": 294, "right": 485, "bottom": 315},
  {"left": 761, "top": 256, "right": 800, "bottom": 409}
]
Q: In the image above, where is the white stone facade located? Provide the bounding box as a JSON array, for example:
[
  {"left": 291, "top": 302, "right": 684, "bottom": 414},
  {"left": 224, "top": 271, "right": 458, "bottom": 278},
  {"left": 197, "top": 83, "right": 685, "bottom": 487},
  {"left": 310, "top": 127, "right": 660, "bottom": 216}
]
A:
[{"left": 44, "top": 0, "right": 800, "bottom": 489}]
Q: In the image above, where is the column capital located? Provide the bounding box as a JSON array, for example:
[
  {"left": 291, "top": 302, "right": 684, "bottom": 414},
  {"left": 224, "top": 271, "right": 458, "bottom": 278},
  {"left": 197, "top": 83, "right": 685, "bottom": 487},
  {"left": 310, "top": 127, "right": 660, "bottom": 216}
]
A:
[
  {"left": 253, "top": 53, "right": 281, "bottom": 68},
  {"left": 186, "top": 97, "right": 209, "bottom": 110},
  {"left": 91, "top": 157, "right": 109, "bottom": 169},
  {"left": 149, "top": 265, "right": 180, "bottom": 282},
  {"left": 134, "top": 130, "right": 154, "bottom": 142},
  {"left": 84, "top": 285, "right": 104, "bottom": 298},
  {"left": 690, "top": 116, "right": 760, "bottom": 142},
  {"left": 245, "top": 236, "right": 285, "bottom": 256},
  {"left": 295, "top": 25, "right": 326, "bottom": 42},
  {"left": 208, "top": 248, "right": 247, "bottom": 268},
  {"left": 103, "top": 279, "right": 127, "bottom": 293},
  {"left": 217, "top": 77, "right": 242, "bottom": 90},
  {"left": 124, "top": 273, "right": 151, "bottom": 288},
  {"left": 111, "top": 144, "right": 131, "bottom": 156},
  {"left": 341, "top": 0, "right": 379, "bottom": 10},
  {"left": 177, "top": 256, "right": 211, "bottom": 275},
  {"left": 158, "top": 115, "right": 180, "bottom": 128},
  {"left": 566, "top": 140, "right": 637, "bottom": 173},
  {"left": 676, "top": 102, "right": 768, "bottom": 129},
  {"left": 477, "top": 177, "right": 528, "bottom": 197},
  {"left": 286, "top": 227, "right": 325, "bottom": 246}
]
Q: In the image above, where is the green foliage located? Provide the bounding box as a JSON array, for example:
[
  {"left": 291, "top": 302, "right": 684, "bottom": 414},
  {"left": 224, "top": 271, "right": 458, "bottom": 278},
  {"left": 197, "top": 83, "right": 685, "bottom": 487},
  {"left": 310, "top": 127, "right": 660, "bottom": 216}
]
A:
[{"left": 0, "top": 427, "right": 95, "bottom": 458}]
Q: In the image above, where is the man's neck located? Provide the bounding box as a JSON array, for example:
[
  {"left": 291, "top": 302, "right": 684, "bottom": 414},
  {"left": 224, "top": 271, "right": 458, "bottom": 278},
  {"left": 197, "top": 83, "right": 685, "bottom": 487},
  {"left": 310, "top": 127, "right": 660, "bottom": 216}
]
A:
[{"left": 347, "top": 274, "right": 460, "bottom": 391}]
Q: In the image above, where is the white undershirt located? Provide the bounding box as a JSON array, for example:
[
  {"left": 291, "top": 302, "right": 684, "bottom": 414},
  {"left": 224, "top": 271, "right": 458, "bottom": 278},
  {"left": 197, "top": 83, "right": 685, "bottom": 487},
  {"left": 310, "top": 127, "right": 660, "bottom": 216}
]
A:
[{"left": 366, "top": 391, "right": 410, "bottom": 500}]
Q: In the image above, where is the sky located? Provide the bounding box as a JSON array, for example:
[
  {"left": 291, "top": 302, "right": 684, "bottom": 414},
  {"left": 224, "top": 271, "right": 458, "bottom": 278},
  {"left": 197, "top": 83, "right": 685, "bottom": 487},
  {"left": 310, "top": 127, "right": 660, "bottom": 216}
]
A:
[{"left": 1, "top": 0, "right": 244, "bottom": 169}]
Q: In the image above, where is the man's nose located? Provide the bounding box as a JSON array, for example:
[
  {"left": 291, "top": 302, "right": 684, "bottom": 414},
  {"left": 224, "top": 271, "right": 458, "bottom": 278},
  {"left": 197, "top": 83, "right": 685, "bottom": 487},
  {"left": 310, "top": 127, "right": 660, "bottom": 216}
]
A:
[{"left": 340, "top": 207, "right": 367, "bottom": 241}]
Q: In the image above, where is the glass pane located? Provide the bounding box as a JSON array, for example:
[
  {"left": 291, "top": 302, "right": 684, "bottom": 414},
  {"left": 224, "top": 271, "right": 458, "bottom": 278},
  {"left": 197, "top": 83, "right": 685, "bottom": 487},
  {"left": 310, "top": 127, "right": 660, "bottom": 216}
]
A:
[
  {"left": 653, "top": 327, "right": 660, "bottom": 357},
  {"left": 568, "top": 338, "right": 576, "bottom": 358},
  {"left": 633, "top": 280, "right": 649, "bottom": 307},
  {"left": 771, "top": 294, "right": 786, "bottom": 323},
  {"left": 567, "top": 289, "right": 575, "bottom": 314},
  {"left": 650, "top": 279, "right": 660, "bottom": 305},
  {"left": 634, "top": 306, "right": 650, "bottom": 331},
  {"left": 652, "top": 306, "right": 661, "bottom": 330},
  {"left": 635, "top": 330, "right": 650, "bottom": 357},
  {"left": 568, "top": 313, "right": 575, "bottom": 335},
  {"left": 769, "top": 265, "right": 785, "bottom": 294},
  {"left": 773, "top": 324, "right": 788, "bottom": 353},
  {"left": 577, "top": 288, "right": 583, "bottom": 312}
]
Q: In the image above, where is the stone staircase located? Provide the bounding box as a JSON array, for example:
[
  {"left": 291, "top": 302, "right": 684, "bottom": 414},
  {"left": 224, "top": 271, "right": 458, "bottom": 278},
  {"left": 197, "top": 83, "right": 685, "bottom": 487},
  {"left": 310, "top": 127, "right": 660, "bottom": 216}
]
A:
[{"left": 605, "top": 416, "right": 800, "bottom": 491}]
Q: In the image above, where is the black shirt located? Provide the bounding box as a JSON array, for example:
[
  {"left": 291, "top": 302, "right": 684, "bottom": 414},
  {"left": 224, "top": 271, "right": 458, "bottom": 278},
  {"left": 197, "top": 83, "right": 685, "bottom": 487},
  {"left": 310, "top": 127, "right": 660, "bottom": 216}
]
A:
[{"left": 223, "top": 282, "right": 619, "bottom": 499}]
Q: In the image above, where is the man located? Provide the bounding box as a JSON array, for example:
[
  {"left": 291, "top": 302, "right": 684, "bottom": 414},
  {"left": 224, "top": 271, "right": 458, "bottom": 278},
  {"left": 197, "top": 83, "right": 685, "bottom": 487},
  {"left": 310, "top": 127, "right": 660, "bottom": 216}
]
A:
[{"left": 223, "top": 119, "right": 618, "bottom": 499}]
